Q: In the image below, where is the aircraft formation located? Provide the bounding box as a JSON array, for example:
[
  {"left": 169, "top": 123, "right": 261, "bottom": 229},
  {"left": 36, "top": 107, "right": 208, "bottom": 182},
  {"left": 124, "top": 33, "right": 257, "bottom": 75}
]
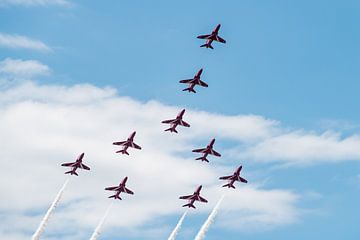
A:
[{"left": 61, "top": 23, "right": 246, "bottom": 218}]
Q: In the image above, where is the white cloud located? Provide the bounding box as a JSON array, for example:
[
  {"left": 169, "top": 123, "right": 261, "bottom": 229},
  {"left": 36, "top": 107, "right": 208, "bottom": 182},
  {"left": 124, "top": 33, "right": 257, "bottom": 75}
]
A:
[
  {"left": 0, "top": 58, "right": 50, "bottom": 79},
  {"left": 0, "top": 33, "right": 51, "bottom": 52},
  {"left": 238, "top": 131, "right": 360, "bottom": 165},
  {"left": 0, "top": 82, "right": 302, "bottom": 240},
  {"left": 0, "top": 0, "right": 70, "bottom": 7}
]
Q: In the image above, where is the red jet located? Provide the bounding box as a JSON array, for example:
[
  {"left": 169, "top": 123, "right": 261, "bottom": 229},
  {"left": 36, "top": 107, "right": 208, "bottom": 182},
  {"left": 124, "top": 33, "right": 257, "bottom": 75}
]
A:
[
  {"left": 113, "top": 131, "right": 141, "bottom": 155},
  {"left": 192, "top": 138, "right": 221, "bottom": 162},
  {"left": 161, "top": 109, "right": 190, "bottom": 133},
  {"left": 179, "top": 68, "right": 208, "bottom": 93},
  {"left": 61, "top": 153, "right": 90, "bottom": 176},
  {"left": 197, "top": 24, "right": 226, "bottom": 49},
  {"left": 219, "top": 166, "right": 248, "bottom": 188},
  {"left": 105, "top": 177, "right": 134, "bottom": 200},
  {"left": 179, "top": 185, "right": 208, "bottom": 209}
]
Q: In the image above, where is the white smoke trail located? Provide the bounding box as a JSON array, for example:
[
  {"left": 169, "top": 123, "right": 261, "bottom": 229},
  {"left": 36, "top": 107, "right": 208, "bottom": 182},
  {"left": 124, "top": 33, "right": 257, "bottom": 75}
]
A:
[
  {"left": 194, "top": 195, "right": 225, "bottom": 240},
  {"left": 32, "top": 178, "right": 70, "bottom": 240},
  {"left": 167, "top": 211, "right": 188, "bottom": 240},
  {"left": 89, "top": 202, "right": 113, "bottom": 240}
]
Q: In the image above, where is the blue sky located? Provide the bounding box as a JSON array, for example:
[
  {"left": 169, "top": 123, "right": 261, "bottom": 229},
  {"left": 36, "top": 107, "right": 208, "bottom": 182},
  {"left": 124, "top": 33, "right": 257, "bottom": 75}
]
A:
[{"left": 1, "top": 1, "right": 360, "bottom": 240}]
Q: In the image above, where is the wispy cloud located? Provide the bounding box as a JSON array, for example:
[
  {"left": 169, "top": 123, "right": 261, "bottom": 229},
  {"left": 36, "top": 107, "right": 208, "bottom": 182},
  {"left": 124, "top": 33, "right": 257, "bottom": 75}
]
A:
[
  {"left": 0, "top": 0, "right": 71, "bottom": 7},
  {"left": 0, "top": 58, "right": 50, "bottom": 79},
  {"left": 0, "top": 33, "right": 51, "bottom": 52}
]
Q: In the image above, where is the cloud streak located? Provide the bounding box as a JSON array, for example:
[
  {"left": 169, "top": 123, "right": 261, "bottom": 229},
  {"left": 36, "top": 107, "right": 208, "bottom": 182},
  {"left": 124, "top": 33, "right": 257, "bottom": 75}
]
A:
[
  {"left": 0, "top": 0, "right": 70, "bottom": 7},
  {"left": 0, "top": 58, "right": 51, "bottom": 79},
  {"left": 0, "top": 33, "right": 51, "bottom": 51}
]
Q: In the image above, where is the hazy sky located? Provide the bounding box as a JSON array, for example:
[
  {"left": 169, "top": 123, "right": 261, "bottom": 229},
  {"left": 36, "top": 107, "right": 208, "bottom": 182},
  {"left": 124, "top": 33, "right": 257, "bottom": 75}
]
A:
[{"left": 1, "top": 1, "right": 360, "bottom": 239}]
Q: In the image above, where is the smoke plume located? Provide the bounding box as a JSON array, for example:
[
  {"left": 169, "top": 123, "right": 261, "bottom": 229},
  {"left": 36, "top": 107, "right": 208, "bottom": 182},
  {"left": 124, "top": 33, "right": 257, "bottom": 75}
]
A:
[
  {"left": 194, "top": 195, "right": 225, "bottom": 240},
  {"left": 32, "top": 178, "right": 70, "bottom": 240},
  {"left": 167, "top": 211, "right": 188, "bottom": 240},
  {"left": 89, "top": 202, "right": 113, "bottom": 240}
]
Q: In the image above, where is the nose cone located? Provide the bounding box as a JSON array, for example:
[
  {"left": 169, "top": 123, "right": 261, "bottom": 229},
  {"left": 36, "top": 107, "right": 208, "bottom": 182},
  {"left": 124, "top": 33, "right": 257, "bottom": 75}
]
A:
[{"left": 78, "top": 152, "right": 85, "bottom": 161}]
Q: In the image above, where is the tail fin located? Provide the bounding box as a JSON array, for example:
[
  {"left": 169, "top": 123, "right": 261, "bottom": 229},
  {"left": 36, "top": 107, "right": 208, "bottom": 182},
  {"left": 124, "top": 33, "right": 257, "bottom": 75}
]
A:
[
  {"left": 200, "top": 43, "right": 214, "bottom": 49},
  {"left": 116, "top": 149, "right": 129, "bottom": 155},
  {"left": 195, "top": 156, "right": 209, "bottom": 162},
  {"left": 182, "top": 203, "right": 196, "bottom": 208},
  {"left": 65, "top": 170, "right": 78, "bottom": 176},
  {"left": 222, "top": 183, "right": 236, "bottom": 189},
  {"left": 182, "top": 87, "right": 196, "bottom": 93},
  {"left": 165, "top": 127, "right": 178, "bottom": 133},
  {"left": 108, "top": 195, "right": 122, "bottom": 200}
]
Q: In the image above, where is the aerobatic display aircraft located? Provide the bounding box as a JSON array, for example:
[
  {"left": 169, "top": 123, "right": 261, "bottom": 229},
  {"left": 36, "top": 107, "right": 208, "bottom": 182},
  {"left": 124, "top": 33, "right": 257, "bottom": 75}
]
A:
[
  {"left": 179, "top": 185, "right": 208, "bottom": 209},
  {"left": 192, "top": 138, "right": 221, "bottom": 162},
  {"left": 113, "top": 131, "right": 142, "bottom": 155},
  {"left": 179, "top": 68, "right": 208, "bottom": 93},
  {"left": 161, "top": 109, "right": 190, "bottom": 133},
  {"left": 61, "top": 152, "right": 90, "bottom": 176},
  {"left": 105, "top": 177, "right": 134, "bottom": 200},
  {"left": 219, "top": 166, "right": 248, "bottom": 188},
  {"left": 197, "top": 24, "right": 226, "bottom": 49}
]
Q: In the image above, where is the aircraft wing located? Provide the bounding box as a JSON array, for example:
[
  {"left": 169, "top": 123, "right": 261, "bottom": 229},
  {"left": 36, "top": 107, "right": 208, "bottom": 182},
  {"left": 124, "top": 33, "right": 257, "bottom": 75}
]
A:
[
  {"left": 113, "top": 141, "right": 127, "bottom": 146},
  {"left": 198, "top": 79, "right": 209, "bottom": 87},
  {"left": 105, "top": 186, "right": 120, "bottom": 191},
  {"left": 179, "top": 79, "right": 194, "bottom": 84},
  {"left": 219, "top": 175, "right": 233, "bottom": 180},
  {"left": 210, "top": 149, "right": 221, "bottom": 157},
  {"left": 197, "top": 34, "right": 211, "bottom": 39},
  {"left": 124, "top": 187, "right": 134, "bottom": 195},
  {"left": 162, "top": 119, "right": 177, "bottom": 124},
  {"left": 79, "top": 163, "right": 90, "bottom": 170},
  {"left": 130, "top": 142, "right": 142, "bottom": 150},
  {"left": 215, "top": 36, "right": 226, "bottom": 43},
  {"left": 192, "top": 148, "right": 207, "bottom": 153},
  {"left": 199, "top": 196, "right": 208, "bottom": 203},
  {"left": 179, "top": 194, "right": 193, "bottom": 200},
  {"left": 61, "top": 162, "right": 77, "bottom": 167},
  {"left": 239, "top": 176, "right": 248, "bottom": 183},
  {"left": 179, "top": 120, "right": 190, "bottom": 127}
]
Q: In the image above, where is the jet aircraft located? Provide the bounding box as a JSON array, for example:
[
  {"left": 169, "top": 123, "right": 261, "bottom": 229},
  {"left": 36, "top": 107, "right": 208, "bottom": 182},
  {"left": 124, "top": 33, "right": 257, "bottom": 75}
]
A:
[
  {"left": 219, "top": 166, "right": 248, "bottom": 188},
  {"left": 197, "top": 24, "right": 226, "bottom": 49},
  {"left": 113, "top": 131, "right": 141, "bottom": 155},
  {"left": 105, "top": 177, "right": 134, "bottom": 200},
  {"left": 179, "top": 185, "right": 208, "bottom": 208},
  {"left": 192, "top": 138, "right": 221, "bottom": 162},
  {"left": 179, "top": 68, "right": 208, "bottom": 93},
  {"left": 161, "top": 109, "right": 190, "bottom": 133},
  {"left": 61, "top": 152, "right": 90, "bottom": 176}
]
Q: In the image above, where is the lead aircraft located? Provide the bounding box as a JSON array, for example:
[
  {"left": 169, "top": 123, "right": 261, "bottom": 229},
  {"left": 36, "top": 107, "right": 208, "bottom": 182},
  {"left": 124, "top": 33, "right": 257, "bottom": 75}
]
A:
[
  {"left": 161, "top": 109, "right": 190, "bottom": 133},
  {"left": 105, "top": 177, "right": 134, "bottom": 200},
  {"left": 61, "top": 153, "right": 90, "bottom": 176},
  {"left": 179, "top": 68, "right": 208, "bottom": 93},
  {"left": 219, "top": 166, "right": 248, "bottom": 188},
  {"left": 197, "top": 24, "right": 226, "bottom": 49},
  {"left": 179, "top": 185, "right": 208, "bottom": 209},
  {"left": 113, "top": 131, "right": 141, "bottom": 155}
]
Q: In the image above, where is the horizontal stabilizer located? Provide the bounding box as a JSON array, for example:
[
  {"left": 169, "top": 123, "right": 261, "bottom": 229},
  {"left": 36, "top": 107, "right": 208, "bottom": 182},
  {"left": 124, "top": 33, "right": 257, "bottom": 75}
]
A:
[
  {"left": 116, "top": 149, "right": 129, "bottom": 155},
  {"left": 222, "top": 183, "right": 236, "bottom": 189},
  {"left": 165, "top": 127, "right": 178, "bottom": 133},
  {"left": 108, "top": 195, "right": 122, "bottom": 200},
  {"left": 65, "top": 170, "right": 78, "bottom": 176},
  {"left": 200, "top": 43, "right": 214, "bottom": 49},
  {"left": 182, "top": 203, "right": 196, "bottom": 209},
  {"left": 182, "top": 87, "right": 196, "bottom": 93},
  {"left": 195, "top": 156, "right": 209, "bottom": 162}
]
